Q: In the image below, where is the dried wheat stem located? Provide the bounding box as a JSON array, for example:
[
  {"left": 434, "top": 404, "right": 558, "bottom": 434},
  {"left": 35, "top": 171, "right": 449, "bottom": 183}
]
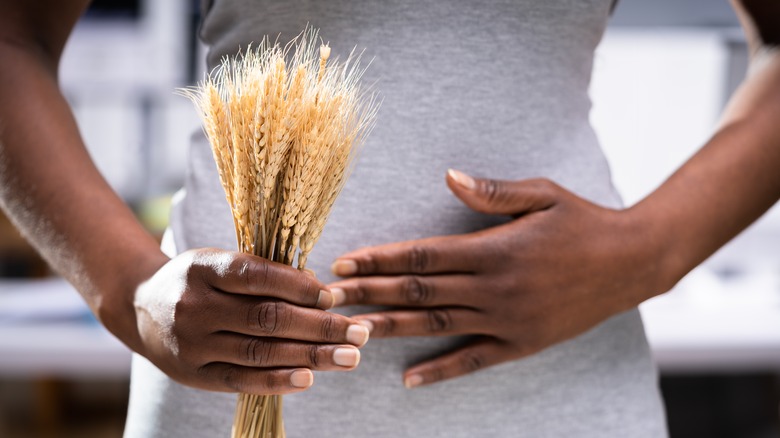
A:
[{"left": 180, "top": 25, "right": 378, "bottom": 438}]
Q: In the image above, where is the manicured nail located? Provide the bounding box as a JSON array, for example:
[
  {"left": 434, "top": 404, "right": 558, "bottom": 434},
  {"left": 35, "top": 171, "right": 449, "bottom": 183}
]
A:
[
  {"left": 333, "top": 347, "right": 361, "bottom": 367},
  {"left": 330, "top": 287, "right": 346, "bottom": 306},
  {"left": 346, "top": 324, "right": 370, "bottom": 347},
  {"left": 404, "top": 374, "right": 423, "bottom": 389},
  {"left": 331, "top": 259, "right": 358, "bottom": 276},
  {"left": 357, "top": 319, "right": 374, "bottom": 333},
  {"left": 316, "top": 290, "right": 334, "bottom": 309},
  {"left": 447, "top": 169, "right": 476, "bottom": 190},
  {"left": 290, "top": 370, "right": 313, "bottom": 388}
]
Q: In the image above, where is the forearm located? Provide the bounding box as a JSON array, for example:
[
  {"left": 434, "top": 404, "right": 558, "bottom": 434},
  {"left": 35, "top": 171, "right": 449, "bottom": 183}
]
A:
[
  {"left": 631, "top": 48, "right": 780, "bottom": 294},
  {"left": 0, "top": 38, "right": 167, "bottom": 353}
]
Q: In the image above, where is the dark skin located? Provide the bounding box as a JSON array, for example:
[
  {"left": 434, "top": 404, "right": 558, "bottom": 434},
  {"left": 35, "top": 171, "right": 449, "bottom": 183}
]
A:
[
  {"left": 0, "top": 0, "right": 778, "bottom": 396},
  {"left": 0, "top": 0, "right": 369, "bottom": 395},
  {"left": 330, "top": 1, "right": 780, "bottom": 388}
]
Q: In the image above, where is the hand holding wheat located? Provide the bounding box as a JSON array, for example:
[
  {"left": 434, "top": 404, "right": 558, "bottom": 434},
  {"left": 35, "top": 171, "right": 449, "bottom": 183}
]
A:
[
  {"left": 178, "top": 28, "right": 378, "bottom": 437},
  {"left": 134, "top": 247, "right": 369, "bottom": 397}
]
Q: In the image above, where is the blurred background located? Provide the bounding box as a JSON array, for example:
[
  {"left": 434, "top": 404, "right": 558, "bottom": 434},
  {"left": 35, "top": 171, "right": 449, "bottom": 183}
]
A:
[{"left": 0, "top": 0, "right": 778, "bottom": 436}]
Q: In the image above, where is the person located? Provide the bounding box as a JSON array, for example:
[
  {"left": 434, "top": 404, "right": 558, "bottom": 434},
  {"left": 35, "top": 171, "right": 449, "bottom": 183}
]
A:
[{"left": 0, "top": 0, "right": 778, "bottom": 436}]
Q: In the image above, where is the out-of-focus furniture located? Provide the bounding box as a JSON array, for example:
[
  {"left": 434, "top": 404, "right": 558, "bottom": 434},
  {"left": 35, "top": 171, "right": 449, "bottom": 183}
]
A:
[
  {"left": 642, "top": 267, "right": 780, "bottom": 373},
  {"left": 0, "top": 278, "right": 131, "bottom": 379}
]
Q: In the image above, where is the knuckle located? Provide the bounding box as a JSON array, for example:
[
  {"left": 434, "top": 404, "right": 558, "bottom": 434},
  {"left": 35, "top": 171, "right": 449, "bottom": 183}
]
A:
[
  {"left": 196, "top": 363, "right": 212, "bottom": 380},
  {"left": 221, "top": 366, "right": 246, "bottom": 392},
  {"left": 307, "top": 345, "right": 321, "bottom": 368},
  {"left": 426, "top": 309, "right": 453, "bottom": 333},
  {"left": 374, "top": 316, "right": 396, "bottom": 337},
  {"left": 403, "top": 276, "right": 432, "bottom": 305},
  {"left": 353, "top": 280, "right": 369, "bottom": 303},
  {"left": 241, "top": 337, "right": 273, "bottom": 366},
  {"left": 481, "top": 179, "right": 503, "bottom": 206},
  {"left": 535, "top": 177, "right": 557, "bottom": 190},
  {"left": 172, "top": 337, "right": 194, "bottom": 365},
  {"left": 385, "top": 316, "right": 397, "bottom": 336},
  {"left": 237, "top": 260, "right": 254, "bottom": 288},
  {"left": 240, "top": 337, "right": 257, "bottom": 363},
  {"left": 493, "top": 273, "right": 519, "bottom": 300},
  {"left": 533, "top": 178, "right": 560, "bottom": 198},
  {"left": 247, "top": 301, "right": 283, "bottom": 336},
  {"left": 407, "top": 246, "right": 430, "bottom": 273},
  {"left": 183, "top": 261, "right": 202, "bottom": 285},
  {"left": 460, "top": 350, "right": 484, "bottom": 373},
  {"left": 172, "top": 297, "right": 189, "bottom": 320},
  {"left": 196, "top": 363, "right": 226, "bottom": 390},
  {"left": 170, "top": 312, "right": 194, "bottom": 350},
  {"left": 237, "top": 257, "right": 269, "bottom": 290},
  {"left": 358, "top": 254, "right": 379, "bottom": 275},
  {"left": 319, "top": 315, "right": 337, "bottom": 341},
  {"left": 186, "top": 250, "right": 215, "bottom": 278},
  {"left": 176, "top": 278, "right": 213, "bottom": 315},
  {"left": 299, "top": 276, "right": 318, "bottom": 301}
]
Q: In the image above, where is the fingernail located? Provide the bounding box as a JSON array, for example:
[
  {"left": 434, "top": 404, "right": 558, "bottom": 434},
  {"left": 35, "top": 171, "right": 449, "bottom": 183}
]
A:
[
  {"left": 331, "top": 259, "right": 358, "bottom": 276},
  {"left": 448, "top": 169, "right": 476, "bottom": 190},
  {"left": 404, "top": 374, "right": 424, "bottom": 389},
  {"left": 290, "top": 369, "right": 313, "bottom": 388},
  {"left": 316, "top": 290, "right": 334, "bottom": 309},
  {"left": 333, "top": 347, "right": 361, "bottom": 367},
  {"left": 330, "top": 287, "right": 346, "bottom": 306},
  {"left": 357, "top": 319, "right": 374, "bottom": 333},
  {"left": 346, "top": 324, "right": 370, "bottom": 347}
]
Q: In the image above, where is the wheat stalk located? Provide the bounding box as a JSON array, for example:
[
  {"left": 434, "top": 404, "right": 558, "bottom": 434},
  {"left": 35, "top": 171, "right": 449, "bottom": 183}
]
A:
[{"left": 179, "top": 27, "right": 378, "bottom": 438}]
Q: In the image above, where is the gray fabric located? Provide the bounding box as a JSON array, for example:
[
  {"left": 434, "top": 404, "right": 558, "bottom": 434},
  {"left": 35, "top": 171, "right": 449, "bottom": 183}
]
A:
[{"left": 124, "top": 0, "right": 668, "bottom": 436}]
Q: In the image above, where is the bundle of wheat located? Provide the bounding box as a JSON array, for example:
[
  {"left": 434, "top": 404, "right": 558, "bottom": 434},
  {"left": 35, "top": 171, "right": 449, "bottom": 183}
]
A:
[{"left": 181, "top": 28, "right": 378, "bottom": 438}]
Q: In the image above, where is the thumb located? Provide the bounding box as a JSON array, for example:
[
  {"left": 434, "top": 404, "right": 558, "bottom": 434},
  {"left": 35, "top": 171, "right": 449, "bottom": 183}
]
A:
[{"left": 446, "top": 169, "right": 559, "bottom": 216}]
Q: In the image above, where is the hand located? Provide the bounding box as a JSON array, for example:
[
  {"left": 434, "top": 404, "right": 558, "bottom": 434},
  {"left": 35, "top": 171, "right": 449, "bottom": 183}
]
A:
[
  {"left": 133, "top": 248, "right": 370, "bottom": 395},
  {"left": 329, "top": 170, "right": 670, "bottom": 388}
]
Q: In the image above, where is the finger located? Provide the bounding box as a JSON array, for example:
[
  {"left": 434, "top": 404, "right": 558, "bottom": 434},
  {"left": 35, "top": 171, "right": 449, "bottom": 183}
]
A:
[
  {"left": 196, "top": 362, "right": 314, "bottom": 395},
  {"left": 195, "top": 250, "right": 334, "bottom": 310},
  {"left": 353, "top": 308, "right": 484, "bottom": 338},
  {"left": 207, "top": 333, "right": 361, "bottom": 371},
  {"left": 214, "top": 294, "right": 370, "bottom": 346},
  {"left": 402, "top": 338, "right": 512, "bottom": 388},
  {"left": 446, "top": 170, "right": 559, "bottom": 217},
  {"left": 329, "top": 274, "right": 479, "bottom": 308},
  {"left": 331, "top": 235, "right": 480, "bottom": 277}
]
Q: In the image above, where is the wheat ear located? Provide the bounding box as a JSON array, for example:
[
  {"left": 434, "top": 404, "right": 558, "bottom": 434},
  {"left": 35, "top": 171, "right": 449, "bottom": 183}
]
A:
[{"left": 180, "top": 26, "right": 378, "bottom": 438}]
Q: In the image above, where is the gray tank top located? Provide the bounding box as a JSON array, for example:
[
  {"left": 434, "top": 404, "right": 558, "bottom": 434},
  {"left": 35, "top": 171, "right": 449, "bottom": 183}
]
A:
[{"left": 124, "top": 1, "right": 668, "bottom": 436}]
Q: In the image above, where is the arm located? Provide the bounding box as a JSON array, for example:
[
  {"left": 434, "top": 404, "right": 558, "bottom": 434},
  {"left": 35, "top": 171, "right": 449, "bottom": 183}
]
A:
[
  {"left": 328, "top": 0, "right": 780, "bottom": 388},
  {"left": 635, "top": 0, "right": 780, "bottom": 284},
  {"left": 0, "top": 0, "right": 163, "bottom": 355},
  {"left": 558, "top": 0, "right": 780, "bottom": 301},
  {"left": 0, "top": 0, "right": 368, "bottom": 394}
]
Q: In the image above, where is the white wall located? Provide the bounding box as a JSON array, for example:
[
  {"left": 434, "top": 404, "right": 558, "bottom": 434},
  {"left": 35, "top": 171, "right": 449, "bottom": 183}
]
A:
[
  {"left": 59, "top": 0, "right": 198, "bottom": 200},
  {"left": 591, "top": 28, "right": 780, "bottom": 271},
  {"left": 591, "top": 29, "right": 726, "bottom": 206}
]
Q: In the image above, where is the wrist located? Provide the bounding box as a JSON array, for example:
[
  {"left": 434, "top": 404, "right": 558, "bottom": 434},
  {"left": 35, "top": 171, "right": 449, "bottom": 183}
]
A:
[
  {"left": 618, "top": 202, "right": 682, "bottom": 303},
  {"left": 94, "top": 246, "right": 169, "bottom": 355}
]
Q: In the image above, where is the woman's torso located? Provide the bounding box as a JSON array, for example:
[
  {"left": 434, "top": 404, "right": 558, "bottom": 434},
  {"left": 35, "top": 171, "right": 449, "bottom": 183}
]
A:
[{"left": 124, "top": 1, "right": 668, "bottom": 436}]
